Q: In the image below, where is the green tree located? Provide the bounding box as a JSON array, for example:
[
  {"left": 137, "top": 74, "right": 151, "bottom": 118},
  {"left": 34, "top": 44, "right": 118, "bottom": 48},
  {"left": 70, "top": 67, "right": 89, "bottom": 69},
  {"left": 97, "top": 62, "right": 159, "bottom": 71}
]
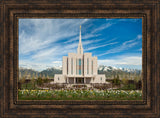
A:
[
  {"left": 113, "top": 74, "right": 121, "bottom": 85},
  {"left": 23, "top": 71, "right": 28, "bottom": 89},
  {"left": 19, "top": 71, "right": 22, "bottom": 80},
  {"left": 35, "top": 73, "right": 38, "bottom": 79},
  {"left": 122, "top": 77, "right": 128, "bottom": 85},
  {"left": 25, "top": 73, "right": 31, "bottom": 89},
  {"left": 134, "top": 76, "right": 139, "bottom": 84},
  {"left": 20, "top": 75, "right": 26, "bottom": 89},
  {"left": 28, "top": 73, "right": 31, "bottom": 79},
  {"left": 37, "top": 76, "right": 43, "bottom": 86},
  {"left": 43, "top": 76, "right": 49, "bottom": 83},
  {"left": 31, "top": 73, "right": 36, "bottom": 89}
]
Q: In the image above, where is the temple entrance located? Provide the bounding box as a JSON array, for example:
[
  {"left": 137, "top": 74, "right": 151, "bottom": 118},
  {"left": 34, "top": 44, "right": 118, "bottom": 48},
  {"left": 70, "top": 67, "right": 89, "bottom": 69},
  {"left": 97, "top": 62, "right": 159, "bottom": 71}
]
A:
[{"left": 76, "top": 78, "right": 84, "bottom": 84}]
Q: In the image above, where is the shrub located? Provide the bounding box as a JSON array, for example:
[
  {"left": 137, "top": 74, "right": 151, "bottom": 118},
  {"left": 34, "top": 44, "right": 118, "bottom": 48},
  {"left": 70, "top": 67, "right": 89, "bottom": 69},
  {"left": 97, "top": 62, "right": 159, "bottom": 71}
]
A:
[
  {"left": 31, "top": 75, "right": 36, "bottom": 89},
  {"left": 121, "top": 78, "right": 128, "bottom": 85},
  {"left": 128, "top": 84, "right": 136, "bottom": 90},
  {"left": 120, "top": 83, "right": 136, "bottom": 90},
  {"left": 36, "top": 77, "right": 43, "bottom": 86},
  {"left": 43, "top": 77, "right": 50, "bottom": 83},
  {"left": 112, "top": 75, "right": 121, "bottom": 85}
]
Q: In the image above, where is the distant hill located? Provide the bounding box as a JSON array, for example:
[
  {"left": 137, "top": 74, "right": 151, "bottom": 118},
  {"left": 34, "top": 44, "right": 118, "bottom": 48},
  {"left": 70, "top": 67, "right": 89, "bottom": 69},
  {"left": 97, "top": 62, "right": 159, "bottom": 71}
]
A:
[
  {"left": 19, "top": 67, "right": 39, "bottom": 77},
  {"left": 19, "top": 67, "right": 62, "bottom": 79},
  {"left": 40, "top": 68, "right": 62, "bottom": 78}
]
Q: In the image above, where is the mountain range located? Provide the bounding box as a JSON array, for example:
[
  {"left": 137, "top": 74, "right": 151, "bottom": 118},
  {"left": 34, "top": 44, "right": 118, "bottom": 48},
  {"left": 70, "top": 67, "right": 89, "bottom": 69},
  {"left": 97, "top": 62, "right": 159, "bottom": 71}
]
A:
[
  {"left": 19, "top": 65, "right": 141, "bottom": 79},
  {"left": 98, "top": 65, "right": 141, "bottom": 73}
]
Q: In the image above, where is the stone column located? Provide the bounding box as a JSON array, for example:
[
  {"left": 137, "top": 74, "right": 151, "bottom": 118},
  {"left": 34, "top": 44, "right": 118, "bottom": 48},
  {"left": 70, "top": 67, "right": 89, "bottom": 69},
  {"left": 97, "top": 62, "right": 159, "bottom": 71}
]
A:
[
  {"left": 66, "top": 77, "right": 67, "bottom": 83},
  {"left": 74, "top": 77, "right": 75, "bottom": 84},
  {"left": 84, "top": 77, "right": 86, "bottom": 84},
  {"left": 67, "top": 77, "right": 68, "bottom": 84}
]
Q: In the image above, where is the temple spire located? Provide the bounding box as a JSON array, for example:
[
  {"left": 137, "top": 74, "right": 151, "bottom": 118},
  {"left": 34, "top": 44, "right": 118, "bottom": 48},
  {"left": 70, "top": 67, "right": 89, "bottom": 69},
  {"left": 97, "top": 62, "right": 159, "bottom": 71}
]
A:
[
  {"left": 79, "top": 25, "right": 81, "bottom": 43},
  {"left": 77, "top": 25, "right": 83, "bottom": 54}
]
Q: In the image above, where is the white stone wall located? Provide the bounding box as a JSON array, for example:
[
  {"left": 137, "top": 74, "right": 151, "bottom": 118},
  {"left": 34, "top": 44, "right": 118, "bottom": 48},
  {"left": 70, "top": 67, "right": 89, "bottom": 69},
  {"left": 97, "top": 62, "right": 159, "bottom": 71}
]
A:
[
  {"left": 54, "top": 74, "right": 66, "bottom": 83},
  {"left": 84, "top": 53, "right": 92, "bottom": 76},
  {"left": 66, "top": 53, "right": 84, "bottom": 77},
  {"left": 62, "top": 56, "right": 67, "bottom": 75},
  {"left": 68, "top": 54, "right": 71, "bottom": 76},
  {"left": 92, "top": 56, "right": 97, "bottom": 75},
  {"left": 55, "top": 52, "right": 106, "bottom": 84},
  {"left": 86, "top": 78, "right": 91, "bottom": 84},
  {"left": 62, "top": 53, "right": 99, "bottom": 78},
  {"left": 93, "top": 75, "right": 106, "bottom": 83}
]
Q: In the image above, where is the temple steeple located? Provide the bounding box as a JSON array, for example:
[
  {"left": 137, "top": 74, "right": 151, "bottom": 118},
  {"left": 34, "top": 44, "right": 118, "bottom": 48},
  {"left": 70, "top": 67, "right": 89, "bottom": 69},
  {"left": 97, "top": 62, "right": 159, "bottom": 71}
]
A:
[{"left": 77, "top": 25, "right": 83, "bottom": 54}]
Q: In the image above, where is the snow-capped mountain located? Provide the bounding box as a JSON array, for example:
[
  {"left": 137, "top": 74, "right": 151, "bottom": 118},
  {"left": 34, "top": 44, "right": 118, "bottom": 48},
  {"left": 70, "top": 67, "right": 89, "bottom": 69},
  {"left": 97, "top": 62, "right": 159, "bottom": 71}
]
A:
[
  {"left": 98, "top": 65, "right": 119, "bottom": 71},
  {"left": 98, "top": 65, "right": 141, "bottom": 73}
]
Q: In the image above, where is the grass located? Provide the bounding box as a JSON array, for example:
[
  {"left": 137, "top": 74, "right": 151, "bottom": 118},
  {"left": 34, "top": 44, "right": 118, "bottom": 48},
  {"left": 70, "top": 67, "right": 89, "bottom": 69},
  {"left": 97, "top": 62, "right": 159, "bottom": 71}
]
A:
[{"left": 18, "top": 89, "right": 142, "bottom": 100}]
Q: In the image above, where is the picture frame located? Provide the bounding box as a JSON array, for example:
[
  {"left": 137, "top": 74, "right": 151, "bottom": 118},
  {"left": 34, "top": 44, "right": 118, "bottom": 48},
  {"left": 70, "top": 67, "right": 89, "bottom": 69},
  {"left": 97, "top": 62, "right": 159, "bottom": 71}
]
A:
[{"left": 0, "top": 0, "right": 159, "bottom": 117}]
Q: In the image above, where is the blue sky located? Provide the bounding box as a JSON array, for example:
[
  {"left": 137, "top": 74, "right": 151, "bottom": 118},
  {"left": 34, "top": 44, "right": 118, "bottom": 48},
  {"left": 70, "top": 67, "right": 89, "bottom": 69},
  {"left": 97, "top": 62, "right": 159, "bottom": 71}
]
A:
[{"left": 19, "top": 18, "right": 142, "bottom": 71}]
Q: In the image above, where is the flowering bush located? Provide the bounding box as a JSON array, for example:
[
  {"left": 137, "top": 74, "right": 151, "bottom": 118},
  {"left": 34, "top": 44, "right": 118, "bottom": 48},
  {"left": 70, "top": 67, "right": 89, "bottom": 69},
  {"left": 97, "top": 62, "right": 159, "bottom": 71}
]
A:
[{"left": 18, "top": 89, "right": 142, "bottom": 100}]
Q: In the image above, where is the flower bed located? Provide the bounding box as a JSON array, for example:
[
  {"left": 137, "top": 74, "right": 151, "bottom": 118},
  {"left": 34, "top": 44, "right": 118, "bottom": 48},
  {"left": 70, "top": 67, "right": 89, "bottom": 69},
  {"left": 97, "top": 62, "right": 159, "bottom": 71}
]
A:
[{"left": 18, "top": 89, "right": 142, "bottom": 100}]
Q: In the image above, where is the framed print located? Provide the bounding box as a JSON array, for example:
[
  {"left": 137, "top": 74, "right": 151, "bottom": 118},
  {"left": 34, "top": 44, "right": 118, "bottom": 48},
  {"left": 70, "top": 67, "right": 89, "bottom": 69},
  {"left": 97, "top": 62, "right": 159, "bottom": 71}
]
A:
[
  {"left": 18, "top": 18, "right": 143, "bottom": 101},
  {"left": 0, "top": 0, "right": 159, "bottom": 117}
]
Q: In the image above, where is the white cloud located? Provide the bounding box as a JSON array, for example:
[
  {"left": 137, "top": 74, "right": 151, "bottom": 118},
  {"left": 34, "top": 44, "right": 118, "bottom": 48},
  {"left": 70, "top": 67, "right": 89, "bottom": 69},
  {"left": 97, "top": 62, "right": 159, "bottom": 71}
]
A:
[
  {"left": 31, "top": 46, "right": 58, "bottom": 60},
  {"left": 91, "top": 23, "right": 113, "bottom": 33},
  {"left": 19, "top": 18, "right": 116, "bottom": 62},
  {"left": 98, "top": 55, "right": 142, "bottom": 66},
  {"left": 138, "top": 48, "right": 142, "bottom": 51},
  {"left": 19, "top": 60, "right": 59, "bottom": 71},
  {"left": 19, "top": 19, "right": 90, "bottom": 55},
  {"left": 64, "top": 22, "right": 113, "bottom": 44},
  {"left": 84, "top": 42, "right": 118, "bottom": 51},
  {"left": 137, "top": 34, "right": 142, "bottom": 39},
  {"left": 80, "top": 19, "right": 89, "bottom": 24},
  {"left": 52, "top": 61, "right": 62, "bottom": 64},
  {"left": 31, "top": 37, "right": 104, "bottom": 62},
  {"left": 97, "top": 34, "right": 142, "bottom": 56},
  {"left": 64, "top": 32, "right": 101, "bottom": 44}
]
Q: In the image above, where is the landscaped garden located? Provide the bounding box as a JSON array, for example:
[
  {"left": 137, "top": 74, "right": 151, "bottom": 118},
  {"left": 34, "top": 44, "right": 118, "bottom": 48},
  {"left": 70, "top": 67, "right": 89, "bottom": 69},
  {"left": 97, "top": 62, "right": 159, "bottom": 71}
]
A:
[
  {"left": 18, "top": 72, "right": 142, "bottom": 100},
  {"left": 18, "top": 89, "right": 142, "bottom": 100}
]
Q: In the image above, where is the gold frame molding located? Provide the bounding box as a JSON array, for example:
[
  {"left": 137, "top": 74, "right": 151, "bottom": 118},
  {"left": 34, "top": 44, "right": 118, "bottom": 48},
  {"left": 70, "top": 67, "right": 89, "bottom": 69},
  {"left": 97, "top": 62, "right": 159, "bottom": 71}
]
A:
[{"left": 0, "top": 0, "right": 159, "bottom": 117}]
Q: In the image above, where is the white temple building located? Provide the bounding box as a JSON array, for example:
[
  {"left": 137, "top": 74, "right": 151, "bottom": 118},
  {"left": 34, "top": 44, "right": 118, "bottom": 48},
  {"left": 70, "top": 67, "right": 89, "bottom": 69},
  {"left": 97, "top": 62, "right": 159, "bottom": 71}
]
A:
[{"left": 54, "top": 26, "right": 106, "bottom": 85}]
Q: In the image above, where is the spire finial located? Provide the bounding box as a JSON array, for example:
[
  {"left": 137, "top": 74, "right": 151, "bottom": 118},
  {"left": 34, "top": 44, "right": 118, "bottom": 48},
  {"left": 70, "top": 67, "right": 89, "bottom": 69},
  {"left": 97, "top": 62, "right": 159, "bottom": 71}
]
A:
[{"left": 77, "top": 25, "right": 83, "bottom": 54}]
